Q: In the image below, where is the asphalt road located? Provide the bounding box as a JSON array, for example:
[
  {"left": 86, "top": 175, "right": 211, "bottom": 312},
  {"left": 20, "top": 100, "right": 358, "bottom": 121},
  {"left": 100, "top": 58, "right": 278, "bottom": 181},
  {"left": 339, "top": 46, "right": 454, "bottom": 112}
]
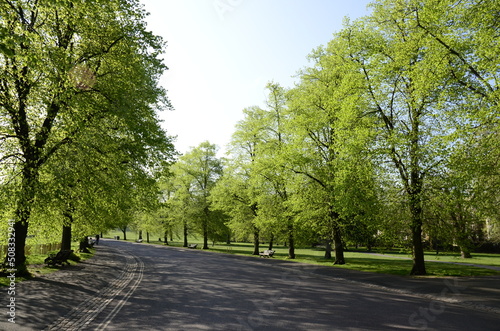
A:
[
  {"left": 3, "top": 240, "right": 500, "bottom": 330},
  {"left": 91, "top": 240, "right": 500, "bottom": 330}
]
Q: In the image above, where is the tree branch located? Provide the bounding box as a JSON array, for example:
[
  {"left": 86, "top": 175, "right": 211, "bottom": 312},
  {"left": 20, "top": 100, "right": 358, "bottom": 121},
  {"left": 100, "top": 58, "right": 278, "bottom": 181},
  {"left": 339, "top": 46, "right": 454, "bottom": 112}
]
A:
[
  {"left": 290, "top": 168, "right": 327, "bottom": 190},
  {"left": 415, "top": 20, "right": 494, "bottom": 94}
]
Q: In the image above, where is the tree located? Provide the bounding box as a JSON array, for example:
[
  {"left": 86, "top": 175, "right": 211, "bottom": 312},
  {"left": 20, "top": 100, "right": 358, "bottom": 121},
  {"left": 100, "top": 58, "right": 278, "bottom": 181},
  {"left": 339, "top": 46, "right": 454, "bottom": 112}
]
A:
[
  {"left": 171, "top": 142, "right": 222, "bottom": 249},
  {"left": 425, "top": 126, "right": 499, "bottom": 258},
  {"left": 166, "top": 172, "right": 192, "bottom": 247},
  {"left": 340, "top": 0, "right": 460, "bottom": 274},
  {"left": 413, "top": 0, "right": 500, "bottom": 249},
  {"left": 252, "top": 83, "right": 298, "bottom": 259},
  {"left": 0, "top": 0, "right": 171, "bottom": 274},
  {"left": 210, "top": 160, "right": 260, "bottom": 254},
  {"left": 286, "top": 39, "right": 378, "bottom": 263},
  {"left": 211, "top": 106, "right": 272, "bottom": 255}
]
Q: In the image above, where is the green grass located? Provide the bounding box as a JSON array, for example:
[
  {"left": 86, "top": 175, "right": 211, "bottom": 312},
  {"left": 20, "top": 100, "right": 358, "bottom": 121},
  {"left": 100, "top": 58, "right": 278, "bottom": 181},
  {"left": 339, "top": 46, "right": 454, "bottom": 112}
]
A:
[
  {"left": 104, "top": 231, "right": 500, "bottom": 277},
  {"left": 0, "top": 242, "right": 94, "bottom": 286},
  {"left": 150, "top": 238, "right": 500, "bottom": 277},
  {"left": 329, "top": 253, "right": 499, "bottom": 277},
  {"left": 355, "top": 248, "right": 500, "bottom": 267},
  {"left": 426, "top": 252, "right": 500, "bottom": 266}
]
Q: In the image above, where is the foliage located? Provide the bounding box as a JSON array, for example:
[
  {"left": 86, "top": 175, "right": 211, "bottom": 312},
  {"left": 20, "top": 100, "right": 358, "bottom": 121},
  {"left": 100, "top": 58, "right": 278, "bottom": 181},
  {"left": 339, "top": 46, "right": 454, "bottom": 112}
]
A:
[
  {"left": 0, "top": 0, "right": 174, "bottom": 273},
  {"left": 208, "top": 0, "right": 500, "bottom": 274},
  {"left": 2, "top": 0, "right": 499, "bottom": 278},
  {"left": 167, "top": 142, "right": 224, "bottom": 249}
]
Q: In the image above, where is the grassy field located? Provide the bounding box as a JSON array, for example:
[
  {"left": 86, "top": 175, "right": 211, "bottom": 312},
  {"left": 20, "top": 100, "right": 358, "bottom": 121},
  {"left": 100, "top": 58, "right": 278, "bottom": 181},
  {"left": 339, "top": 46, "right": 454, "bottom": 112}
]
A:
[{"left": 121, "top": 235, "right": 500, "bottom": 277}]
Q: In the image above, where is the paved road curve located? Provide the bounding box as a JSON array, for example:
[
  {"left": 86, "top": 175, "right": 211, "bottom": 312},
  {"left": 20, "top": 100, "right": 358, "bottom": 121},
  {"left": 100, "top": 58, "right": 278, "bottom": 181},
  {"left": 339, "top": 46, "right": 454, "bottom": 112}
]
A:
[
  {"left": 97, "top": 240, "right": 499, "bottom": 330},
  {"left": 3, "top": 239, "right": 500, "bottom": 330}
]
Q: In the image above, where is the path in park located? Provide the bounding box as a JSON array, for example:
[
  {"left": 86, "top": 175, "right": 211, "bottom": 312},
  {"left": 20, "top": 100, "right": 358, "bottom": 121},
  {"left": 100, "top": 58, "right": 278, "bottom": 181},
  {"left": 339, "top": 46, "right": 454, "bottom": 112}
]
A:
[{"left": 2, "top": 239, "right": 500, "bottom": 330}]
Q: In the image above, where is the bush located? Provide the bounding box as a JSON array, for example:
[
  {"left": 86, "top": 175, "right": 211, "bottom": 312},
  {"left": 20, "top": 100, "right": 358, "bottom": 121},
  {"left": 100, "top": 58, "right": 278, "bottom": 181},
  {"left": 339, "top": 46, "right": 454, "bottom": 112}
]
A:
[{"left": 475, "top": 241, "right": 500, "bottom": 253}]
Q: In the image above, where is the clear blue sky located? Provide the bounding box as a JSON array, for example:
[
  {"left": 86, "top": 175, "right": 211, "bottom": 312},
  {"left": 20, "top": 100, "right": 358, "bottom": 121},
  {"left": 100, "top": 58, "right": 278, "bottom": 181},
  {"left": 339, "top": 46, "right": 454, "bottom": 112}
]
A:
[{"left": 140, "top": 0, "right": 373, "bottom": 155}]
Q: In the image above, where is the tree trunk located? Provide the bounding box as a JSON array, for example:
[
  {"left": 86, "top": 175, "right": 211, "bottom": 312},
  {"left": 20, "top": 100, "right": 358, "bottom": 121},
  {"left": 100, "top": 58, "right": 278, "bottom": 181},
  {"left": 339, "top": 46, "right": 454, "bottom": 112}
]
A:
[
  {"left": 408, "top": 114, "right": 427, "bottom": 275},
  {"left": 460, "top": 248, "right": 472, "bottom": 259},
  {"left": 203, "top": 222, "right": 209, "bottom": 249},
  {"left": 203, "top": 207, "right": 209, "bottom": 249},
  {"left": 410, "top": 223, "right": 426, "bottom": 275},
  {"left": 457, "top": 228, "right": 473, "bottom": 258},
  {"left": 7, "top": 221, "right": 30, "bottom": 276},
  {"left": 146, "top": 232, "right": 150, "bottom": 243},
  {"left": 268, "top": 233, "right": 274, "bottom": 250},
  {"left": 138, "top": 230, "right": 143, "bottom": 240},
  {"left": 121, "top": 227, "right": 127, "bottom": 241},
  {"left": 183, "top": 219, "right": 188, "bottom": 247},
  {"left": 6, "top": 164, "right": 39, "bottom": 276},
  {"left": 452, "top": 213, "right": 473, "bottom": 259},
  {"left": 61, "top": 207, "right": 75, "bottom": 251},
  {"left": 288, "top": 224, "right": 295, "bottom": 259},
  {"left": 324, "top": 240, "right": 333, "bottom": 259},
  {"left": 252, "top": 226, "right": 260, "bottom": 255},
  {"left": 333, "top": 226, "right": 345, "bottom": 265},
  {"left": 328, "top": 209, "right": 345, "bottom": 264},
  {"left": 61, "top": 223, "right": 72, "bottom": 251},
  {"left": 164, "top": 229, "right": 169, "bottom": 245},
  {"left": 409, "top": 195, "right": 426, "bottom": 275}
]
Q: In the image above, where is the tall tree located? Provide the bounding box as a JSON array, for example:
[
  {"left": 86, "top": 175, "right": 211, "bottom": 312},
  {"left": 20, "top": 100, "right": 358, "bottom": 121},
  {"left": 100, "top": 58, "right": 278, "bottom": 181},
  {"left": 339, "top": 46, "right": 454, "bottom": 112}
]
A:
[
  {"left": 211, "top": 106, "right": 272, "bottom": 255},
  {"left": 0, "top": 0, "right": 171, "bottom": 274},
  {"left": 210, "top": 160, "right": 261, "bottom": 254},
  {"left": 253, "top": 83, "right": 298, "bottom": 259},
  {"left": 413, "top": 0, "right": 500, "bottom": 243},
  {"left": 341, "top": 0, "right": 457, "bottom": 274},
  {"left": 286, "top": 39, "right": 377, "bottom": 264},
  {"left": 172, "top": 142, "right": 222, "bottom": 249}
]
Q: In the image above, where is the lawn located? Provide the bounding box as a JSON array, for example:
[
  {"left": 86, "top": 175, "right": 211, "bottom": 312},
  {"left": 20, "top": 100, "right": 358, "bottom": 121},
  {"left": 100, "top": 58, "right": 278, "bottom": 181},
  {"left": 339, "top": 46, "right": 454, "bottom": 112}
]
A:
[{"left": 145, "top": 237, "right": 500, "bottom": 277}]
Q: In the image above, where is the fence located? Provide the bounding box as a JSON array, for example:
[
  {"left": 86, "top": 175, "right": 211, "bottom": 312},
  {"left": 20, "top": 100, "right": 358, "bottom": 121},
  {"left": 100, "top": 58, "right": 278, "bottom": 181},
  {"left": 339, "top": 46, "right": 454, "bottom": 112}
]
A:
[{"left": 0, "top": 243, "right": 62, "bottom": 258}]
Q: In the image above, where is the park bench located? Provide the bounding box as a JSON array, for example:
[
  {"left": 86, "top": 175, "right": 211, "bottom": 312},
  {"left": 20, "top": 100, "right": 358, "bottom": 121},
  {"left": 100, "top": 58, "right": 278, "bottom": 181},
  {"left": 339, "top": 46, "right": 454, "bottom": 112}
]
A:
[
  {"left": 45, "top": 250, "right": 74, "bottom": 266},
  {"left": 259, "top": 250, "right": 275, "bottom": 258},
  {"left": 187, "top": 244, "right": 197, "bottom": 249}
]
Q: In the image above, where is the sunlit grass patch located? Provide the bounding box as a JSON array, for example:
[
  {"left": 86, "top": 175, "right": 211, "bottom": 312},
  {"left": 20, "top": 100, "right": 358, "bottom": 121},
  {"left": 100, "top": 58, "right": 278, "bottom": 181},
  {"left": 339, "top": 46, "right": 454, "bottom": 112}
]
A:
[
  {"left": 174, "top": 241, "right": 500, "bottom": 277},
  {"left": 0, "top": 242, "right": 94, "bottom": 286}
]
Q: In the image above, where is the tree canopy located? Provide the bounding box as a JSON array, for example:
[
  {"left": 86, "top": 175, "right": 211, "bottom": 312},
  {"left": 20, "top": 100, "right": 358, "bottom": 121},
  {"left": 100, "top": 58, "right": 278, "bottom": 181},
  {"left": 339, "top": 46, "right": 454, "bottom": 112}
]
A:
[
  {"left": 2, "top": 0, "right": 498, "bottom": 277},
  {"left": 0, "top": 0, "right": 174, "bottom": 274},
  {"left": 186, "top": 0, "right": 500, "bottom": 275}
]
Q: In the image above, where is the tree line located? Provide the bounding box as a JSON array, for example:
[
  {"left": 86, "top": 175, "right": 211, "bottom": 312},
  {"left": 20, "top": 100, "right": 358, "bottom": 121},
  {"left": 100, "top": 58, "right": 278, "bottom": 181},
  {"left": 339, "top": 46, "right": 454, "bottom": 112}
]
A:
[
  {"left": 1, "top": 0, "right": 499, "bottom": 277},
  {"left": 0, "top": 0, "right": 175, "bottom": 276},
  {"left": 161, "top": 0, "right": 499, "bottom": 276}
]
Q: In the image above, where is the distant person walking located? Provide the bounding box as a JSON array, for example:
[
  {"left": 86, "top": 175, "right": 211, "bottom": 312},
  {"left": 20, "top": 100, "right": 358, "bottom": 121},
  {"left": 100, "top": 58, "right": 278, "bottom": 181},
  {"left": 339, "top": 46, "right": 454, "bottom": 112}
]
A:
[{"left": 95, "top": 234, "right": 100, "bottom": 245}]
